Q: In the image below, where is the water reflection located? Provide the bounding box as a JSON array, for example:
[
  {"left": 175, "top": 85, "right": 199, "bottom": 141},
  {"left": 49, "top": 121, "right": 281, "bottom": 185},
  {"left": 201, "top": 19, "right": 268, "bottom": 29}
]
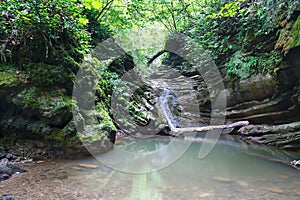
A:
[
  {"left": 128, "top": 171, "right": 164, "bottom": 200},
  {"left": 1, "top": 136, "right": 300, "bottom": 199},
  {"left": 96, "top": 137, "right": 192, "bottom": 173}
]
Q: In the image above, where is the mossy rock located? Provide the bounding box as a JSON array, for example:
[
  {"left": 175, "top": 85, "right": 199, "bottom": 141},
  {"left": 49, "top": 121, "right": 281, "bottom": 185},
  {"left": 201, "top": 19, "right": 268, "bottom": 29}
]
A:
[
  {"left": 95, "top": 102, "right": 116, "bottom": 131},
  {"left": 47, "top": 128, "right": 65, "bottom": 141},
  {"left": 0, "top": 65, "right": 20, "bottom": 88},
  {"left": 26, "top": 63, "right": 75, "bottom": 94},
  {"left": 74, "top": 102, "right": 116, "bottom": 147},
  {"left": 0, "top": 71, "right": 18, "bottom": 87},
  {"left": 12, "top": 87, "right": 74, "bottom": 127},
  {"left": 45, "top": 128, "right": 75, "bottom": 146},
  {"left": 290, "top": 16, "right": 300, "bottom": 48}
]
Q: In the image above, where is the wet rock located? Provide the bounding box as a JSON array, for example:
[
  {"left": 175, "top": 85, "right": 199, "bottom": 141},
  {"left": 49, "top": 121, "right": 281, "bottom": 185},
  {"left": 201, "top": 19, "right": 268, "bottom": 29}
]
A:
[
  {"left": 0, "top": 154, "right": 27, "bottom": 182},
  {"left": 0, "top": 152, "right": 5, "bottom": 159},
  {"left": 0, "top": 62, "right": 115, "bottom": 160},
  {"left": 234, "top": 122, "right": 300, "bottom": 150},
  {"left": 236, "top": 121, "right": 300, "bottom": 136},
  {"left": 5, "top": 153, "right": 16, "bottom": 160},
  {"left": 0, "top": 195, "right": 14, "bottom": 200},
  {"left": 226, "top": 74, "right": 277, "bottom": 107},
  {"left": 0, "top": 174, "right": 9, "bottom": 181},
  {"left": 11, "top": 87, "right": 73, "bottom": 127},
  {"left": 291, "top": 160, "right": 300, "bottom": 169}
]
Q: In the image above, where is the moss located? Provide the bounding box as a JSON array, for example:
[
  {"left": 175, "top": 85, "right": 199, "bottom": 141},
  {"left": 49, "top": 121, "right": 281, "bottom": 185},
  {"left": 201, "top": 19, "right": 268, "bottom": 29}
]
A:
[
  {"left": 78, "top": 131, "right": 105, "bottom": 145},
  {"left": 297, "top": 3, "right": 300, "bottom": 11},
  {"left": 47, "top": 128, "right": 65, "bottom": 141},
  {"left": 95, "top": 102, "right": 116, "bottom": 131},
  {"left": 45, "top": 128, "right": 82, "bottom": 146},
  {"left": 75, "top": 102, "right": 116, "bottom": 145},
  {"left": 0, "top": 71, "right": 18, "bottom": 87},
  {"left": 26, "top": 63, "right": 75, "bottom": 92},
  {"left": 0, "top": 65, "right": 19, "bottom": 87},
  {"left": 290, "top": 16, "right": 300, "bottom": 48},
  {"left": 17, "top": 87, "right": 74, "bottom": 112}
]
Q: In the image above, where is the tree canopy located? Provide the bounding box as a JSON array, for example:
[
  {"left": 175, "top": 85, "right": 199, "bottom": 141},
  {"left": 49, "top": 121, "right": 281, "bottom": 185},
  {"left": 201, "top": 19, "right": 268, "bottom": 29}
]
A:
[{"left": 0, "top": 0, "right": 299, "bottom": 77}]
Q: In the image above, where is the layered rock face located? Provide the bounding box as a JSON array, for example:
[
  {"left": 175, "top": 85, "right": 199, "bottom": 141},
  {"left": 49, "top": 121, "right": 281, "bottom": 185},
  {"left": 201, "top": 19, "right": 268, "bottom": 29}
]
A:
[
  {"left": 220, "top": 11, "right": 300, "bottom": 150},
  {"left": 163, "top": 8, "right": 300, "bottom": 150},
  {"left": 227, "top": 46, "right": 300, "bottom": 150}
]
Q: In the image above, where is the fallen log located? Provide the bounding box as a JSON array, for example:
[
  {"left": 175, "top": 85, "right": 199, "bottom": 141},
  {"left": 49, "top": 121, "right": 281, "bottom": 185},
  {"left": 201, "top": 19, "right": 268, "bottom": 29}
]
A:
[{"left": 170, "top": 121, "right": 249, "bottom": 134}]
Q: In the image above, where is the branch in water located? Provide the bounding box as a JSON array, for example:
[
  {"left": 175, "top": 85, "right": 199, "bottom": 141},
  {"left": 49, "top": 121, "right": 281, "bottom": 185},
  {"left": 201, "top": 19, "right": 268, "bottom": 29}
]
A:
[{"left": 170, "top": 121, "right": 250, "bottom": 134}]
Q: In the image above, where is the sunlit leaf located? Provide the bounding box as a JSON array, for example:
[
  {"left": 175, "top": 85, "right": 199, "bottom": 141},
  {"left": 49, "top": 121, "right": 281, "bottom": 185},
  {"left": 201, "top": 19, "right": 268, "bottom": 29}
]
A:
[
  {"left": 92, "top": 1, "right": 103, "bottom": 10},
  {"left": 78, "top": 17, "right": 89, "bottom": 25}
]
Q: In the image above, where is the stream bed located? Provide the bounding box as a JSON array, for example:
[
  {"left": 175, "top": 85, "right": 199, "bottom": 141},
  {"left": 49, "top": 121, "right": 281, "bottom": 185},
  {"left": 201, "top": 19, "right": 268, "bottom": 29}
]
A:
[{"left": 1, "top": 135, "right": 300, "bottom": 199}]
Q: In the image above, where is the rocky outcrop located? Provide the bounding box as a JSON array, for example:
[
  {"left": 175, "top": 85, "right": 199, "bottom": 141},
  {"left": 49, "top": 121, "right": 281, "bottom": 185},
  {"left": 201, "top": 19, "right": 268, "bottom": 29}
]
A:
[
  {"left": 224, "top": 5, "right": 300, "bottom": 124},
  {"left": 224, "top": 14, "right": 300, "bottom": 147},
  {"left": 0, "top": 153, "right": 26, "bottom": 182},
  {"left": 223, "top": 8, "right": 300, "bottom": 149},
  {"left": 235, "top": 122, "right": 300, "bottom": 150},
  {"left": 0, "top": 63, "right": 115, "bottom": 159},
  {"left": 225, "top": 75, "right": 300, "bottom": 125},
  {"left": 160, "top": 6, "right": 300, "bottom": 150}
]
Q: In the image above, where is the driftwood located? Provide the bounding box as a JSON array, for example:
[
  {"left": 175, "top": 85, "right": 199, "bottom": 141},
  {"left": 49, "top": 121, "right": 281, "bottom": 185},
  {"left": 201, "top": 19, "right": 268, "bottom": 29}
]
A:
[{"left": 170, "top": 121, "right": 250, "bottom": 134}]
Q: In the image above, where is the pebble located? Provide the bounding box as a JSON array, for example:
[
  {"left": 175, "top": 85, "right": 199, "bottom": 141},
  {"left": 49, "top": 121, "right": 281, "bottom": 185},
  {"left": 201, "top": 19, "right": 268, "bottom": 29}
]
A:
[
  {"left": 78, "top": 163, "right": 98, "bottom": 169},
  {"left": 198, "top": 192, "right": 211, "bottom": 198},
  {"left": 279, "top": 175, "right": 289, "bottom": 179},
  {"left": 21, "top": 159, "right": 34, "bottom": 164},
  {"left": 267, "top": 187, "right": 284, "bottom": 193},
  {"left": 237, "top": 180, "right": 249, "bottom": 187},
  {"left": 213, "top": 177, "right": 233, "bottom": 183}
]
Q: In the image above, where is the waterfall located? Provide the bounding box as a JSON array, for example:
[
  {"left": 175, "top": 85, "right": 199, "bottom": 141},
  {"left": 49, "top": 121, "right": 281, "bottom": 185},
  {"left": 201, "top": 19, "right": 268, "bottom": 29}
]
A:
[{"left": 157, "top": 88, "right": 179, "bottom": 130}]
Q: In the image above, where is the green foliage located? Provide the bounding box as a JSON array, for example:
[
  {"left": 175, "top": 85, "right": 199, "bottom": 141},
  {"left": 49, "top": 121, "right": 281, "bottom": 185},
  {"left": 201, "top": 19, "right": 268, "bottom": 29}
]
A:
[
  {"left": 0, "top": 0, "right": 133, "bottom": 67},
  {"left": 0, "top": 65, "right": 19, "bottom": 87},
  {"left": 180, "top": 0, "right": 298, "bottom": 78},
  {"left": 207, "top": 0, "right": 245, "bottom": 18},
  {"left": 1, "top": 0, "right": 299, "bottom": 146},
  {"left": 128, "top": 0, "right": 204, "bottom": 32},
  {"left": 0, "top": 0, "right": 93, "bottom": 66},
  {"left": 83, "top": 0, "right": 135, "bottom": 32},
  {"left": 1, "top": 0, "right": 298, "bottom": 76},
  {"left": 225, "top": 50, "right": 282, "bottom": 79}
]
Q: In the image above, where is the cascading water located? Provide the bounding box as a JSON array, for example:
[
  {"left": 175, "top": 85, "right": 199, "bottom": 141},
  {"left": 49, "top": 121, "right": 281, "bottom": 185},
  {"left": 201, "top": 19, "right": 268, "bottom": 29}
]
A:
[
  {"left": 147, "top": 64, "right": 203, "bottom": 134},
  {"left": 156, "top": 88, "right": 180, "bottom": 131}
]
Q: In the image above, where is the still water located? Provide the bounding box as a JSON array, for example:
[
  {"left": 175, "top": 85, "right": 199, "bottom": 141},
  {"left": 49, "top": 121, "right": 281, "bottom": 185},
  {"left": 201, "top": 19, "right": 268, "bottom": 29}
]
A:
[{"left": 1, "top": 135, "right": 300, "bottom": 199}]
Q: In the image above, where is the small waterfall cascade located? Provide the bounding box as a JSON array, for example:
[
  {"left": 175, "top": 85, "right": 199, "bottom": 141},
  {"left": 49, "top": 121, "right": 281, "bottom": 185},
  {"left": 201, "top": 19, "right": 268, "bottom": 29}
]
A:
[
  {"left": 156, "top": 88, "right": 180, "bottom": 130},
  {"left": 149, "top": 65, "right": 203, "bottom": 131}
]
